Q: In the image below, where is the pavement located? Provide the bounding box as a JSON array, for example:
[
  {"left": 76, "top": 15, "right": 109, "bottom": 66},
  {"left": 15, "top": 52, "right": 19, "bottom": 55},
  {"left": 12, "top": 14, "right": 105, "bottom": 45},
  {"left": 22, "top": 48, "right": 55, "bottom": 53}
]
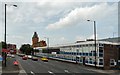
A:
[
  {"left": 82, "top": 66, "right": 120, "bottom": 75},
  {"left": 1, "top": 56, "right": 26, "bottom": 75},
  {"left": 0, "top": 61, "right": 2, "bottom": 75}
]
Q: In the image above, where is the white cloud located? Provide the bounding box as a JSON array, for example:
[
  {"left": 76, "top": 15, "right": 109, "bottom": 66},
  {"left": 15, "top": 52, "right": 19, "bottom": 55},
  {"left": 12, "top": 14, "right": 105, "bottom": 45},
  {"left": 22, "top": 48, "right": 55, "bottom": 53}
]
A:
[
  {"left": 46, "top": 3, "right": 117, "bottom": 30},
  {"left": 0, "top": 2, "right": 118, "bottom": 48},
  {"left": 7, "top": 35, "right": 31, "bottom": 48}
]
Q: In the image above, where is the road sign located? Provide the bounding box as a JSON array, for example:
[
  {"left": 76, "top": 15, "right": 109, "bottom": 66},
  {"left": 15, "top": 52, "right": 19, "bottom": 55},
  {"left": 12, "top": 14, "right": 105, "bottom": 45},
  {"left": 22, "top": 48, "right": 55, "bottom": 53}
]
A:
[
  {"left": 0, "top": 56, "right": 3, "bottom": 61},
  {"left": 2, "top": 48, "right": 10, "bottom": 53}
]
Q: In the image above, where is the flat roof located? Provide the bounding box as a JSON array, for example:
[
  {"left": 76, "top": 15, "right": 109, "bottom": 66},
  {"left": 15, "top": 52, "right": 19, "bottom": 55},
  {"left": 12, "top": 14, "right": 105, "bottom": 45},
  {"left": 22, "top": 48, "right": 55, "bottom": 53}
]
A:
[{"left": 51, "top": 41, "right": 120, "bottom": 48}]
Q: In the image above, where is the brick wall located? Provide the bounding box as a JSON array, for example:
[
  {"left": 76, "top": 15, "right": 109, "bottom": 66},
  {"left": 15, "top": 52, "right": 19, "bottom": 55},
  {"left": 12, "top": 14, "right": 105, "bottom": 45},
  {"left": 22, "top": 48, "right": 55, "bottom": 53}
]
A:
[{"left": 104, "top": 44, "right": 119, "bottom": 69}]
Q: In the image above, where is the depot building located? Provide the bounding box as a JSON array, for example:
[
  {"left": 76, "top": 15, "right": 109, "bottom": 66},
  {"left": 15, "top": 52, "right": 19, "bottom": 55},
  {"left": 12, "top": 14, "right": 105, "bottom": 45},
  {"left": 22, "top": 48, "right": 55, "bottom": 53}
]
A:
[{"left": 36, "top": 38, "right": 120, "bottom": 70}]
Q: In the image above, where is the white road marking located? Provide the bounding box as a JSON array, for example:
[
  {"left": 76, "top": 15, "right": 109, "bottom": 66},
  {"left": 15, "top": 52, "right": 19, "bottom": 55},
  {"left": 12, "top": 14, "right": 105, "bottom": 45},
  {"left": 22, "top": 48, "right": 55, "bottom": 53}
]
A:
[
  {"left": 30, "top": 71, "right": 35, "bottom": 75},
  {"left": 64, "top": 70, "right": 70, "bottom": 73},
  {"left": 48, "top": 71, "right": 55, "bottom": 74}
]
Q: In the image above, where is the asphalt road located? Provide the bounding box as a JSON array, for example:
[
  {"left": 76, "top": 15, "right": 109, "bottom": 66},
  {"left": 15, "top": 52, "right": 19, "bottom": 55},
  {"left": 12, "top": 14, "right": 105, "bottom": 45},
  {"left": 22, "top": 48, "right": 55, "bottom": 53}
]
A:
[{"left": 16, "top": 55, "right": 108, "bottom": 75}]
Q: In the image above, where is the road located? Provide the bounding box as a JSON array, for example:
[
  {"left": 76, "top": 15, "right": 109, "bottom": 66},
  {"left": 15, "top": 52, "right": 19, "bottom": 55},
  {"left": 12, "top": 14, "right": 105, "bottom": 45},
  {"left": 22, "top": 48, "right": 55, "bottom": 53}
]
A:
[{"left": 16, "top": 55, "right": 108, "bottom": 75}]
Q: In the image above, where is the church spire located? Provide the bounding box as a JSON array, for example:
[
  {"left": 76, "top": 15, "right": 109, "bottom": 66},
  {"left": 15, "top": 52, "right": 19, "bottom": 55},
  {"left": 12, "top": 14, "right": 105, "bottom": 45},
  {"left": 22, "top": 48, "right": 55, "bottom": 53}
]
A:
[{"left": 32, "top": 32, "right": 38, "bottom": 39}]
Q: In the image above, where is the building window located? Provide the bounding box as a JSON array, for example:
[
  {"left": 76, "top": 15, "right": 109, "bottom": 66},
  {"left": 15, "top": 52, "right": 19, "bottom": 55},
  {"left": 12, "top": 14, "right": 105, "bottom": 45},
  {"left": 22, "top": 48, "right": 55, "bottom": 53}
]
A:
[
  {"left": 99, "top": 44, "right": 104, "bottom": 47},
  {"left": 83, "top": 53, "right": 85, "bottom": 56},
  {"left": 110, "top": 59, "right": 115, "bottom": 66},
  {"left": 86, "top": 53, "right": 88, "bottom": 56},
  {"left": 90, "top": 44, "right": 92, "bottom": 46},
  {"left": 89, "top": 58, "right": 93, "bottom": 64},
  {"left": 99, "top": 49, "right": 103, "bottom": 53},
  {"left": 99, "top": 53, "right": 103, "bottom": 57},
  {"left": 99, "top": 59, "right": 103, "bottom": 65},
  {"left": 89, "top": 53, "right": 92, "bottom": 56}
]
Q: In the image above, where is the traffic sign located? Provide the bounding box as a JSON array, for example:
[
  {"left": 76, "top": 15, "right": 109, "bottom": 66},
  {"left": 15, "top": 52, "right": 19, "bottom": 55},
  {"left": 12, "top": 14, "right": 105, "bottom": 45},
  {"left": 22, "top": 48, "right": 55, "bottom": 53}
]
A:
[
  {"left": 0, "top": 56, "right": 3, "bottom": 61},
  {"left": 2, "top": 48, "right": 10, "bottom": 53}
]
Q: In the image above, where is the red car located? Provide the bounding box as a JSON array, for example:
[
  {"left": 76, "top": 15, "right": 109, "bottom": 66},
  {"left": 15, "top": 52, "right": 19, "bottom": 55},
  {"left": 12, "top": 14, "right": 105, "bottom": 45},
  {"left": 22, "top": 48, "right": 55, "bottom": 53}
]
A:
[
  {"left": 22, "top": 55, "right": 28, "bottom": 60},
  {"left": 13, "top": 60, "right": 19, "bottom": 66}
]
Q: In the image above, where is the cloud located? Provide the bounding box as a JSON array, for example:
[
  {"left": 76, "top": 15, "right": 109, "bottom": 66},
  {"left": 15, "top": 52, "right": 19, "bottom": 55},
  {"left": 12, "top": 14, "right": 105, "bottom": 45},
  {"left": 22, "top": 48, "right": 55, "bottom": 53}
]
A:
[
  {"left": 7, "top": 35, "right": 31, "bottom": 48},
  {"left": 46, "top": 3, "right": 117, "bottom": 30},
  {"left": 0, "top": 2, "right": 118, "bottom": 48}
]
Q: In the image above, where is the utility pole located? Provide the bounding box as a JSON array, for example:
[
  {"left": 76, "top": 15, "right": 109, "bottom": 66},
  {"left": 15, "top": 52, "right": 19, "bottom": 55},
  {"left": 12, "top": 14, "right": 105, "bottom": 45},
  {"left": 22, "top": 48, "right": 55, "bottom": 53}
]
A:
[
  {"left": 4, "top": 4, "right": 17, "bottom": 67},
  {"left": 4, "top": 4, "right": 7, "bottom": 67},
  {"left": 87, "top": 20, "right": 97, "bottom": 68}
]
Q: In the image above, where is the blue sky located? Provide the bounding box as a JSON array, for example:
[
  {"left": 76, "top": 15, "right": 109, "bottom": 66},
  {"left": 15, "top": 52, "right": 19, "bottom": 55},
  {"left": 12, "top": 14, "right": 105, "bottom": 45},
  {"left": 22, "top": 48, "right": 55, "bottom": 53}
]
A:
[{"left": 0, "top": 0, "right": 119, "bottom": 48}]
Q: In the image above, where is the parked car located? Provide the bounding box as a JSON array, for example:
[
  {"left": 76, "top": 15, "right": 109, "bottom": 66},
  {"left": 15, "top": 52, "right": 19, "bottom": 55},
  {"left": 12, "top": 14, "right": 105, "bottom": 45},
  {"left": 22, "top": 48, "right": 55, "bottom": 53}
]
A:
[
  {"left": 22, "top": 55, "right": 28, "bottom": 60},
  {"left": 13, "top": 60, "right": 19, "bottom": 66},
  {"left": 18, "top": 54, "right": 25, "bottom": 57},
  {"left": 7, "top": 54, "right": 12, "bottom": 57},
  {"left": 28, "top": 55, "right": 32, "bottom": 59},
  {"left": 41, "top": 57, "right": 48, "bottom": 62},
  {"left": 32, "top": 57, "right": 38, "bottom": 61},
  {"left": 11, "top": 55, "right": 15, "bottom": 58}
]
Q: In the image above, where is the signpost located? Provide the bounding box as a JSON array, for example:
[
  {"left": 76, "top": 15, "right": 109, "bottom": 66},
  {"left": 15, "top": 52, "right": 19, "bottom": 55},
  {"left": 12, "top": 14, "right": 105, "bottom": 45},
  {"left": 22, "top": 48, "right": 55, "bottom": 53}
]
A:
[{"left": 0, "top": 55, "right": 3, "bottom": 61}]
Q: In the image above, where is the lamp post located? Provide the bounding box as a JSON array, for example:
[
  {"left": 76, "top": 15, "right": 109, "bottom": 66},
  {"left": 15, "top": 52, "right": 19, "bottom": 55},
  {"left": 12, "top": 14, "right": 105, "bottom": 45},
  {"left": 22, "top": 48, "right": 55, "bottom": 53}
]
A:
[
  {"left": 113, "top": 32, "right": 117, "bottom": 38},
  {"left": 44, "top": 37, "right": 49, "bottom": 49},
  {"left": 4, "top": 4, "right": 17, "bottom": 67},
  {"left": 44, "top": 37, "right": 49, "bottom": 57},
  {"left": 87, "top": 20, "right": 97, "bottom": 68}
]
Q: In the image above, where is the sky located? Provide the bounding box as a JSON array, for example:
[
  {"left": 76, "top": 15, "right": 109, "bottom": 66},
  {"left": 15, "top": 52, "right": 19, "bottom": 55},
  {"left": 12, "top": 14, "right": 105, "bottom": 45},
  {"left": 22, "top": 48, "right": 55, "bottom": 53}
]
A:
[{"left": 0, "top": 0, "right": 119, "bottom": 49}]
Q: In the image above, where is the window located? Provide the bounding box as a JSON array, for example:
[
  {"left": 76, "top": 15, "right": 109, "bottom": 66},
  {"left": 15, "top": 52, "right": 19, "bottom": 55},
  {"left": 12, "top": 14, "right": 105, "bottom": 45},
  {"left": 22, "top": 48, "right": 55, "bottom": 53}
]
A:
[
  {"left": 77, "top": 53, "right": 79, "bottom": 55},
  {"left": 76, "top": 45, "right": 79, "bottom": 47},
  {"left": 86, "top": 44, "right": 88, "bottom": 47},
  {"left": 99, "top": 50, "right": 103, "bottom": 53},
  {"left": 85, "top": 60, "right": 88, "bottom": 63},
  {"left": 90, "top": 44, "right": 92, "bottom": 46},
  {"left": 89, "top": 53, "right": 92, "bottom": 56},
  {"left": 86, "top": 53, "right": 88, "bottom": 56},
  {"left": 99, "top": 44, "right": 104, "bottom": 46},
  {"left": 80, "top": 53, "right": 83, "bottom": 56},
  {"left": 89, "top": 58, "right": 93, "bottom": 64},
  {"left": 99, "top": 53, "right": 103, "bottom": 57},
  {"left": 99, "top": 59, "right": 103, "bottom": 65},
  {"left": 110, "top": 59, "right": 115, "bottom": 66},
  {"left": 83, "top": 53, "right": 85, "bottom": 56},
  {"left": 73, "top": 52, "right": 76, "bottom": 55}
]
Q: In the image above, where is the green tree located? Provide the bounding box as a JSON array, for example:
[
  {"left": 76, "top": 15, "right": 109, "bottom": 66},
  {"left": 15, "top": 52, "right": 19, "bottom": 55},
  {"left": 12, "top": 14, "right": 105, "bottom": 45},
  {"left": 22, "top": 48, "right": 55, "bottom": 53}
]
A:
[
  {"left": 34, "top": 49, "right": 39, "bottom": 52},
  {"left": 1, "top": 41, "right": 6, "bottom": 49},
  {"left": 20, "top": 44, "right": 33, "bottom": 55}
]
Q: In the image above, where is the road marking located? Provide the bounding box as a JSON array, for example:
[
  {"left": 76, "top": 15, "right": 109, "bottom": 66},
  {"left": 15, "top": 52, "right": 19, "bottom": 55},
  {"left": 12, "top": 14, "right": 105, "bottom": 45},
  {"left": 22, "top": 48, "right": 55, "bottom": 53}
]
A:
[
  {"left": 48, "top": 71, "right": 55, "bottom": 75},
  {"left": 64, "top": 70, "right": 70, "bottom": 73},
  {"left": 43, "top": 61, "right": 48, "bottom": 63},
  {"left": 30, "top": 71, "right": 35, "bottom": 75}
]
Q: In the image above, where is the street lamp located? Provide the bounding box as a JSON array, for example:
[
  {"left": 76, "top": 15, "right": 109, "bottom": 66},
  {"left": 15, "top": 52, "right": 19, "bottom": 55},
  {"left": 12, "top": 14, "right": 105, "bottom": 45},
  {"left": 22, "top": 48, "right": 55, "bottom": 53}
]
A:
[
  {"left": 44, "top": 37, "right": 49, "bottom": 48},
  {"left": 113, "top": 32, "right": 117, "bottom": 38},
  {"left": 4, "top": 4, "right": 17, "bottom": 67},
  {"left": 44, "top": 37, "right": 49, "bottom": 57},
  {"left": 87, "top": 20, "right": 97, "bottom": 68}
]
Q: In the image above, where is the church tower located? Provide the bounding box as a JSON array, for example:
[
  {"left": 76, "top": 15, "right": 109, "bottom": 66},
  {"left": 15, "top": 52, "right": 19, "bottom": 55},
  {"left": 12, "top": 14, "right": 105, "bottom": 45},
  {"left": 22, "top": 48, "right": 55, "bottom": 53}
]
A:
[
  {"left": 32, "top": 32, "right": 47, "bottom": 48},
  {"left": 32, "top": 32, "right": 39, "bottom": 47}
]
